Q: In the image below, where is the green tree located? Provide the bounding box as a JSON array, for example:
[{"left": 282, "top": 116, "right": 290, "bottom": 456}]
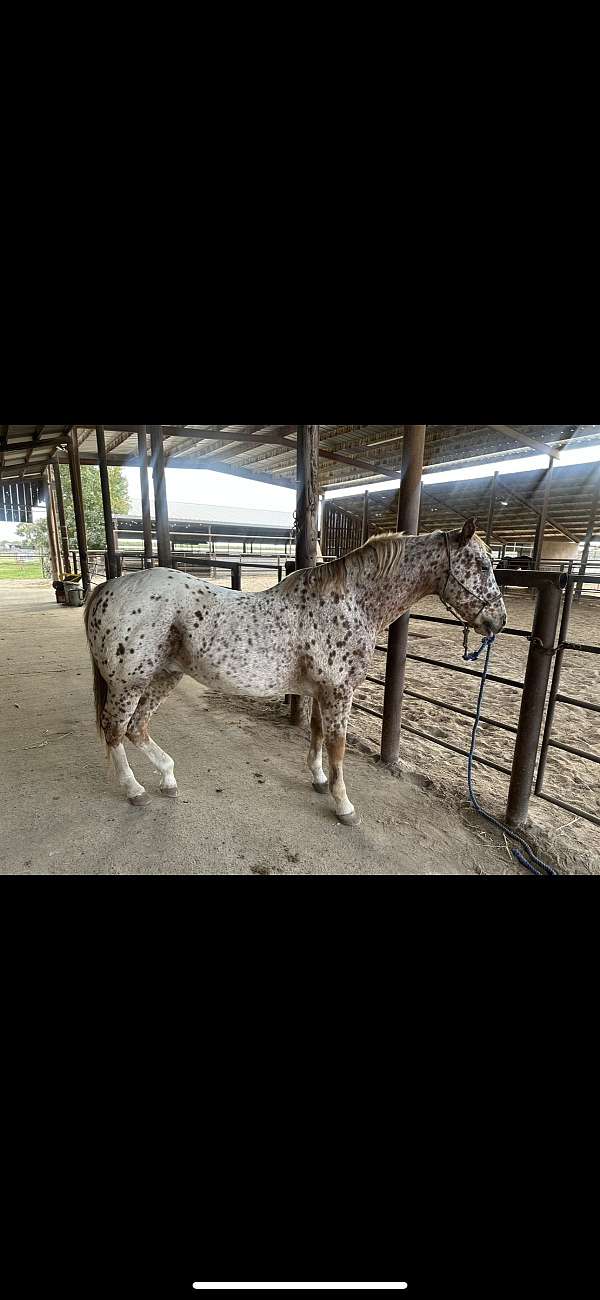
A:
[
  {"left": 15, "top": 519, "right": 49, "bottom": 556},
  {"left": 18, "top": 466, "right": 130, "bottom": 554}
]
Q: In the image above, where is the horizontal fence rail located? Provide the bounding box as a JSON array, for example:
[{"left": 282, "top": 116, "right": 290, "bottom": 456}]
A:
[{"left": 352, "top": 567, "right": 600, "bottom": 831}]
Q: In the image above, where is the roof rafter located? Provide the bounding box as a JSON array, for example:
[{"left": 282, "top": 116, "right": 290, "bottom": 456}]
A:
[{"left": 489, "top": 425, "right": 562, "bottom": 461}]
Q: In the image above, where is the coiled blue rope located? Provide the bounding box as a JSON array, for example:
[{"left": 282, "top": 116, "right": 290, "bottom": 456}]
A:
[{"left": 465, "top": 634, "right": 560, "bottom": 876}]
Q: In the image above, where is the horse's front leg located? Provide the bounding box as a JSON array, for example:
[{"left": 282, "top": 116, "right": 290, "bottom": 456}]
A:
[
  {"left": 320, "top": 688, "right": 360, "bottom": 827},
  {"left": 307, "top": 698, "right": 328, "bottom": 793}
]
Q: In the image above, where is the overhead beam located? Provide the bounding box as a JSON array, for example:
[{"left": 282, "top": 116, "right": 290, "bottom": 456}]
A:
[
  {"left": 59, "top": 450, "right": 297, "bottom": 490},
  {"left": 489, "top": 425, "right": 561, "bottom": 461},
  {"left": 24, "top": 426, "right": 45, "bottom": 466},
  {"left": 499, "top": 479, "right": 577, "bottom": 543}
]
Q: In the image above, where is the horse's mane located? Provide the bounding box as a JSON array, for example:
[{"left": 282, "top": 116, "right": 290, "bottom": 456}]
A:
[
  {"left": 281, "top": 526, "right": 491, "bottom": 597},
  {"left": 281, "top": 533, "right": 407, "bottom": 597}
]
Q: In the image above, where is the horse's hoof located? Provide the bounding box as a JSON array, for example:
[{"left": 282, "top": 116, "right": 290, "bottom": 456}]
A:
[
  {"left": 336, "top": 811, "right": 362, "bottom": 827},
  {"left": 160, "top": 785, "right": 178, "bottom": 798},
  {"left": 312, "top": 780, "right": 329, "bottom": 794},
  {"left": 129, "top": 793, "right": 150, "bottom": 807}
]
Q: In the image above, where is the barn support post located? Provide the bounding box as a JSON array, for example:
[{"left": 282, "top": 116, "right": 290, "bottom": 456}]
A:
[
  {"left": 532, "top": 463, "right": 554, "bottom": 570},
  {"left": 137, "top": 426, "right": 154, "bottom": 567},
  {"left": 381, "top": 425, "right": 427, "bottom": 766},
  {"left": 53, "top": 453, "right": 72, "bottom": 575},
  {"left": 66, "top": 429, "right": 91, "bottom": 596},
  {"left": 486, "top": 472, "right": 499, "bottom": 546},
  {"left": 290, "top": 423, "right": 319, "bottom": 727},
  {"left": 575, "top": 465, "right": 600, "bottom": 600},
  {"left": 361, "top": 490, "right": 369, "bottom": 544},
  {"left": 505, "top": 577, "right": 563, "bottom": 828},
  {"left": 96, "top": 425, "right": 119, "bottom": 580},
  {"left": 45, "top": 471, "right": 61, "bottom": 582},
  {"left": 49, "top": 470, "right": 64, "bottom": 580},
  {"left": 149, "top": 425, "right": 172, "bottom": 567}
]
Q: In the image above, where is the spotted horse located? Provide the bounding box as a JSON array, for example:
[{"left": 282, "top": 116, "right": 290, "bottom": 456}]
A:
[{"left": 84, "top": 519, "right": 506, "bottom": 825}]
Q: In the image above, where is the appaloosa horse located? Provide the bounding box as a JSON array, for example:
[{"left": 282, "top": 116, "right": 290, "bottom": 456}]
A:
[{"left": 85, "top": 519, "right": 506, "bottom": 824}]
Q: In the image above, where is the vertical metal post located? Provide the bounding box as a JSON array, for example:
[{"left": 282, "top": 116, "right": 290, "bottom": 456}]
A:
[
  {"left": 149, "top": 425, "right": 172, "bottom": 567},
  {"left": 96, "top": 425, "right": 119, "bottom": 579},
  {"left": 291, "top": 423, "right": 319, "bottom": 726},
  {"left": 137, "top": 426, "right": 154, "bottom": 567},
  {"left": 47, "top": 466, "right": 64, "bottom": 580},
  {"left": 535, "top": 578, "right": 575, "bottom": 795},
  {"left": 533, "top": 463, "right": 553, "bottom": 569},
  {"left": 232, "top": 563, "right": 242, "bottom": 591},
  {"left": 361, "top": 489, "right": 369, "bottom": 544},
  {"left": 486, "top": 472, "right": 498, "bottom": 546},
  {"left": 575, "top": 464, "right": 600, "bottom": 599},
  {"left": 66, "top": 429, "right": 91, "bottom": 596},
  {"left": 381, "top": 425, "right": 427, "bottom": 766},
  {"left": 506, "top": 579, "right": 562, "bottom": 827},
  {"left": 53, "top": 453, "right": 71, "bottom": 575},
  {"left": 45, "top": 471, "right": 60, "bottom": 582}
]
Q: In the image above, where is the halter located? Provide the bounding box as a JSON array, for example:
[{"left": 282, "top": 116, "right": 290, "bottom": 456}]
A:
[{"left": 439, "top": 532, "right": 499, "bottom": 662}]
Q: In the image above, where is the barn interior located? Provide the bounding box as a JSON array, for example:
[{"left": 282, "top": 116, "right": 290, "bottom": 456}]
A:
[{"left": 1, "top": 424, "right": 599, "bottom": 875}]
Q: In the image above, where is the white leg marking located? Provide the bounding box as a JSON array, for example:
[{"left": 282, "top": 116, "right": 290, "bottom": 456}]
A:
[
  {"left": 307, "top": 740, "right": 327, "bottom": 788},
  {"left": 111, "top": 743, "right": 147, "bottom": 800},
  {"left": 330, "top": 772, "right": 354, "bottom": 818},
  {"left": 138, "top": 737, "right": 177, "bottom": 790}
]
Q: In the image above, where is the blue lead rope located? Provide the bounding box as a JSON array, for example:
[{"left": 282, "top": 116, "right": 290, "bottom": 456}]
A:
[{"left": 464, "top": 632, "right": 560, "bottom": 876}]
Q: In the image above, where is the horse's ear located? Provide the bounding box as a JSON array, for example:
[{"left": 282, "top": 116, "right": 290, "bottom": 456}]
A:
[{"left": 458, "top": 517, "right": 477, "bottom": 546}]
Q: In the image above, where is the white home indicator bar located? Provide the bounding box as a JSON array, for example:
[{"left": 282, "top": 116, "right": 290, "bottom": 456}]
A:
[{"left": 192, "top": 1287, "right": 408, "bottom": 1292}]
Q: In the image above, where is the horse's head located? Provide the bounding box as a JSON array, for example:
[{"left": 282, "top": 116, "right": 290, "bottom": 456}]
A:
[{"left": 439, "top": 518, "right": 506, "bottom": 636}]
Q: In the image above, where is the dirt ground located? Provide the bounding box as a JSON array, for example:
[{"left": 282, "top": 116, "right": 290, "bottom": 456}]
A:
[
  {"left": 0, "top": 577, "right": 553, "bottom": 877},
  {"left": 201, "top": 566, "right": 600, "bottom": 874}
]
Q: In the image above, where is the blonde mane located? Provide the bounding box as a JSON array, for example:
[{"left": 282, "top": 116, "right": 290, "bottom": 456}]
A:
[
  {"left": 281, "top": 525, "right": 490, "bottom": 598},
  {"left": 281, "top": 533, "right": 407, "bottom": 597}
]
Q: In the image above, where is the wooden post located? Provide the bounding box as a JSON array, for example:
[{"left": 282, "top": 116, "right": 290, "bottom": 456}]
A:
[
  {"left": 53, "top": 453, "right": 71, "bottom": 575},
  {"left": 66, "top": 429, "right": 91, "bottom": 595},
  {"left": 486, "top": 472, "right": 499, "bottom": 546},
  {"left": 96, "top": 425, "right": 119, "bottom": 579},
  {"left": 291, "top": 423, "right": 319, "bottom": 726},
  {"left": 381, "top": 425, "right": 427, "bottom": 766},
  {"left": 137, "top": 425, "right": 154, "bottom": 568},
  {"left": 532, "top": 464, "right": 553, "bottom": 569},
  {"left": 149, "top": 425, "right": 172, "bottom": 567},
  {"left": 575, "top": 464, "right": 600, "bottom": 599},
  {"left": 45, "top": 471, "right": 61, "bottom": 582},
  {"left": 361, "top": 490, "right": 369, "bottom": 544}
]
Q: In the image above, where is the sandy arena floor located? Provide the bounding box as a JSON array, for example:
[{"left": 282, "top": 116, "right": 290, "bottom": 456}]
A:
[
  {"left": 1, "top": 576, "right": 597, "bottom": 875},
  {"left": 201, "top": 567, "right": 600, "bottom": 874}
]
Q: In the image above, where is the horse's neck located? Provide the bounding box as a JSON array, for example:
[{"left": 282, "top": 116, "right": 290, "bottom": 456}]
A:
[{"left": 356, "top": 534, "right": 443, "bottom": 628}]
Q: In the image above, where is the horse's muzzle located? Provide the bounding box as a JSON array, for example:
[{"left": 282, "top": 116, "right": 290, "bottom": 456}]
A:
[{"left": 475, "top": 602, "right": 507, "bottom": 635}]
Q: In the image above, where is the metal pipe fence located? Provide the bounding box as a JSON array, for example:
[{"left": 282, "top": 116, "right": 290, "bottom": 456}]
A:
[{"left": 353, "top": 570, "right": 574, "bottom": 829}]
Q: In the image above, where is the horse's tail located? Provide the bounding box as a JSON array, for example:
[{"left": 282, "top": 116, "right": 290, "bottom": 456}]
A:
[{"left": 84, "top": 583, "right": 109, "bottom": 738}]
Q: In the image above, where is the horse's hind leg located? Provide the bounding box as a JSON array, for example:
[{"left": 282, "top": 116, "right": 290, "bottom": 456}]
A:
[
  {"left": 319, "top": 687, "right": 360, "bottom": 827},
  {"left": 102, "top": 686, "right": 149, "bottom": 806},
  {"left": 126, "top": 670, "right": 183, "bottom": 797},
  {"left": 307, "top": 698, "right": 328, "bottom": 793}
]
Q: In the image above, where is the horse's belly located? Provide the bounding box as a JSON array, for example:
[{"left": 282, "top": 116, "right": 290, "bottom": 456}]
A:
[{"left": 188, "top": 660, "right": 288, "bottom": 699}]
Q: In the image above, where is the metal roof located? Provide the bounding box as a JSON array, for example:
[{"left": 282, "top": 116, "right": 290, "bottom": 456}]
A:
[
  {"left": 337, "top": 459, "right": 600, "bottom": 545},
  {"left": 2, "top": 423, "right": 599, "bottom": 542}
]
